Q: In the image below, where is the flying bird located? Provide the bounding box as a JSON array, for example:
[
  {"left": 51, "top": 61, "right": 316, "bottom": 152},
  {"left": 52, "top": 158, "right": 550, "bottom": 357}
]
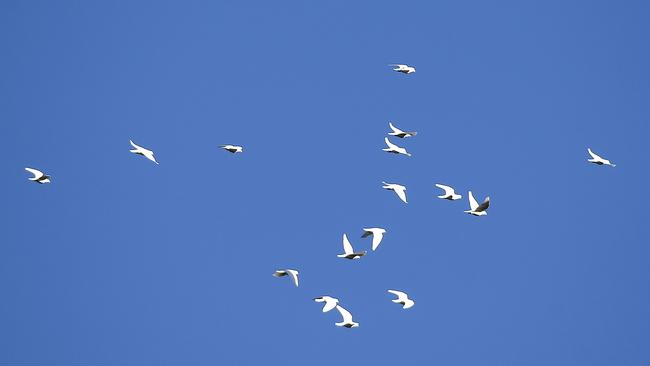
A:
[
  {"left": 382, "top": 181, "right": 408, "bottom": 203},
  {"left": 335, "top": 305, "right": 359, "bottom": 328},
  {"left": 465, "top": 191, "right": 490, "bottom": 216},
  {"left": 587, "top": 148, "right": 616, "bottom": 167},
  {"left": 220, "top": 144, "right": 243, "bottom": 154},
  {"left": 25, "top": 168, "right": 51, "bottom": 184},
  {"left": 435, "top": 183, "right": 462, "bottom": 200},
  {"left": 361, "top": 228, "right": 387, "bottom": 251},
  {"left": 337, "top": 234, "right": 366, "bottom": 260},
  {"left": 388, "top": 122, "right": 417, "bottom": 138},
  {"left": 387, "top": 290, "right": 415, "bottom": 309},
  {"left": 383, "top": 137, "right": 412, "bottom": 157},
  {"left": 389, "top": 64, "right": 416, "bottom": 74},
  {"left": 313, "top": 296, "right": 339, "bottom": 313},
  {"left": 273, "top": 269, "right": 299, "bottom": 287},
  {"left": 129, "top": 140, "right": 159, "bottom": 164}
]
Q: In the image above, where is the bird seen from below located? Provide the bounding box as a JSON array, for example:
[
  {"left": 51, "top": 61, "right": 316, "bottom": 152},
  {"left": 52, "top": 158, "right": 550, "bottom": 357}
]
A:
[
  {"left": 382, "top": 137, "right": 412, "bottom": 157},
  {"left": 25, "top": 167, "right": 51, "bottom": 184},
  {"left": 587, "top": 148, "right": 616, "bottom": 167},
  {"left": 273, "top": 269, "right": 299, "bottom": 287},
  {"left": 220, "top": 144, "right": 243, "bottom": 154},
  {"left": 387, "top": 289, "right": 415, "bottom": 309},
  {"left": 382, "top": 181, "right": 408, "bottom": 204},
  {"left": 435, "top": 183, "right": 462, "bottom": 200},
  {"left": 388, "top": 122, "right": 417, "bottom": 138},
  {"left": 361, "top": 227, "right": 387, "bottom": 251},
  {"left": 337, "top": 234, "right": 367, "bottom": 260},
  {"left": 465, "top": 191, "right": 490, "bottom": 216},
  {"left": 129, "top": 140, "right": 159, "bottom": 164},
  {"left": 313, "top": 296, "right": 339, "bottom": 313},
  {"left": 389, "top": 64, "right": 416, "bottom": 74}
]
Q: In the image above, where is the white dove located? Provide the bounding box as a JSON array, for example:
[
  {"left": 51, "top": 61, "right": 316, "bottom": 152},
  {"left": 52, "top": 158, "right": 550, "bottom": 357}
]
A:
[
  {"left": 129, "top": 140, "right": 159, "bottom": 164},
  {"left": 313, "top": 296, "right": 339, "bottom": 313},
  {"left": 388, "top": 122, "right": 417, "bottom": 138},
  {"left": 435, "top": 183, "right": 462, "bottom": 200},
  {"left": 587, "top": 148, "right": 616, "bottom": 167},
  {"left": 389, "top": 64, "right": 416, "bottom": 74},
  {"left": 273, "top": 269, "right": 299, "bottom": 287},
  {"left": 387, "top": 290, "right": 415, "bottom": 309},
  {"left": 382, "top": 181, "right": 407, "bottom": 203},
  {"left": 25, "top": 168, "right": 51, "bottom": 184},
  {"left": 465, "top": 191, "right": 490, "bottom": 216},
  {"left": 335, "top": 305, "right": 359, "bottom": 328},
  {"left": 383, "top": 137, "right": 412, "bottom": 157},
  {"left": 337, "top": 234, "right": 366, "bottom": 259},
  {"left": 361, "top": 228, "right": 386, "bottom": 251},
  {"left": 220, "top": 144, "right": 243, "bottom": 154}
]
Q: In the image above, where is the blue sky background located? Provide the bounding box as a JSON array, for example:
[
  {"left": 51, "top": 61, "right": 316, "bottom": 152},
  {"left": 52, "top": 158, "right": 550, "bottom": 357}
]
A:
[{"left": 2, "top": 1, "right": 650, "bottom": 365}]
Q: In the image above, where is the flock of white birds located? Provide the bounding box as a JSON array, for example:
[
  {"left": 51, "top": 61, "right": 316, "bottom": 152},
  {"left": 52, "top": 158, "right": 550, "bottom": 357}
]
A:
[{"left": 23, "top": 63, "right": 617, "bottom": 329}]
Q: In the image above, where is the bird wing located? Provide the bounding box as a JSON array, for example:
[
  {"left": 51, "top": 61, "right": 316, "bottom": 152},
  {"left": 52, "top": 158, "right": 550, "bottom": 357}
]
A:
[
  {"left": 287, "top": 270, "right": 299, "bottom": 287},
  {"left": 389, "top": 64, "right": 407, "bottom": 69},
  {"left": 388, "top": 289, "right": 408, "bottom": 301},
  {"left": 361, "top": 230, "right": 372, "bottom": 238},
  {"left": 25, "top": 168, "right": 44, "bottom": 179},
  {"left": 273, "top": 270, "right": 286, "bottom": 277},
  {"left": 587, "top": 148, "right": 603, "bottom": 160},
  {"left": 342, "top": 234, "right": 354, "bottom": 254},
  {"left": 388, "top": 122, "right": 403, "bottom": 134},
  {"left": 143, "top": 151, "right": 158, "bottom": 164},
  {"left": 476, "top": 196, "right": 490, "bottom": 212},
  {"left": 435, "top": 183, "right": 454, "bottom": 196},
  {"left": 394, "top": 186, "right": 407, "bottom": 203},
  {"left": 336, "top": 305, "right": 354, "bottom": 322},
  {"left": 129, "top": 140, "right": 141, "bottom": 150},
  {"left": 322, "top": 299, "right": 337, "bottom": 313},
  {"left": 468, "top": 191, "right": 479, "bottom": 211},
  {"left": 384, "top": 137, "right": 398, "bottom": 150},
  {"left": 371, "top": 231, "right": 384, "bottom": 251}
]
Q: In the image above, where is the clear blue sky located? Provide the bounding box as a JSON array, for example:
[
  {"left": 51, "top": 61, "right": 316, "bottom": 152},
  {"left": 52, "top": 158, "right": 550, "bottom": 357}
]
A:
[{"left": 2, "top": 1, "right": 650, "bottom": 365}]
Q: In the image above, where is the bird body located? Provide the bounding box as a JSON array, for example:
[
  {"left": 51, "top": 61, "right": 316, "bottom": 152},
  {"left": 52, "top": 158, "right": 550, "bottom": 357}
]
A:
[
  {"left": 465, "top": 191, "right": 490, "bottom": 216},
  {"left": 587, "top": 148, "right": 615, "bottom": 167},
  {"left": 389, "top": 64, "right": 416, "bottom": 74},
  {"left": 387, "top": 290, "right": 415, "bottom": 309},
  {"left": 273, "top": 269, "right": 299, "bottom": 287},
  {"left": 382, "top": 181, "right": 408, "bottom": 203},
  {"left": 25, "top": 168, "right": 51, "bottom": 184},
  {"left": 338, "top": 234, "right": 366, "bottom": 259},
  {"left": 361, "top": 227, "right": 387, "bottom": 251},
  {"left": 435, "top": 183, "right": 462, "bottom": 200},
  {"left": 388, "top": 122, "right": 417, "bottom": 138},
  {"left": 313, "top": 296, "right": 339, "bottom": 313},
  {"left": 220, "top": 144, "right": 243, "bottom": 154},
  {"left": 383, "top": 137, "right": 412, "bottom": 156},
  {"left": 129, "top": 140, "right": 159, "bottom": 164},
  {"left": 335, "top": 305, "right": 359, "bottom": 328}
]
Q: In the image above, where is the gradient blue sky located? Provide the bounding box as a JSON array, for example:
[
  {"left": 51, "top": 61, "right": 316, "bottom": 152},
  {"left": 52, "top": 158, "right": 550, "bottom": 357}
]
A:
[{"left": 2, "top": 1, "right": 650, "bottom": 365}]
